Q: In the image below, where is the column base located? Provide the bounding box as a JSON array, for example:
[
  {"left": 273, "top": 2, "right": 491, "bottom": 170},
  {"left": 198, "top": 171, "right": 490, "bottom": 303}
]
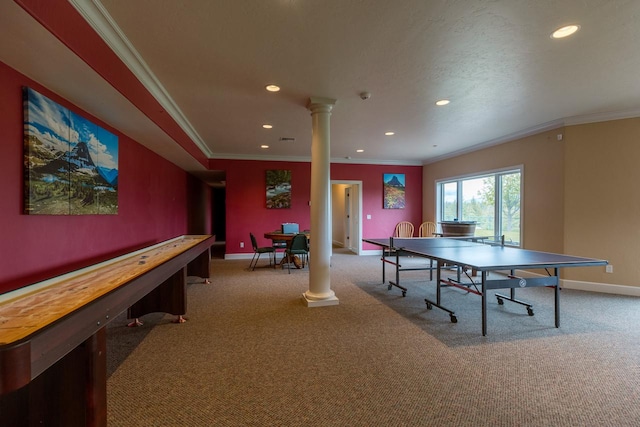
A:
[{"left": 302, "top": 292, "right": 340, "bottom": 307}]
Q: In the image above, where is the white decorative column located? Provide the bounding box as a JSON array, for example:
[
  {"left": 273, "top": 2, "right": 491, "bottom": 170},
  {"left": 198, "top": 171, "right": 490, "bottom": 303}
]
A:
[{"left": 303, "top": 97, "right": 339, "bottom": 307}]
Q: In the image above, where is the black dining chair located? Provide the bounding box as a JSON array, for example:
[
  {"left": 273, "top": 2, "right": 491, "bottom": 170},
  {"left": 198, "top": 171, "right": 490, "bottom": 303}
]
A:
[
  {"left": 271, "top": 233, "right": 288, "bottom": 264},
  {"left": 284, "top": 233, "right": 309, "bottom": 273},
  {"left": 249, "top": 233, "right": 275, "bottom": 270}
]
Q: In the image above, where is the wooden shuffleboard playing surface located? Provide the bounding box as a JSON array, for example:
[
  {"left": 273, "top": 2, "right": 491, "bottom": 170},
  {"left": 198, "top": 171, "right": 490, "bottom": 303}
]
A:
[
  {"left": 0, "top": 235, "right": 210, "bottom": 346},
  {"left": 0, "top": 234, "right": 214, "bottom": 426}
]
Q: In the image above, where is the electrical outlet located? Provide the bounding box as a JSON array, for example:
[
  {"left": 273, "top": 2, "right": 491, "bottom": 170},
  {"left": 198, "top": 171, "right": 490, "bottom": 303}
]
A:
[
  {"left": 240, "top": 242, "right": 244, "bottom": 248},
  {"left": 605, "top": 265, "right": 613, "bottom": 273}
]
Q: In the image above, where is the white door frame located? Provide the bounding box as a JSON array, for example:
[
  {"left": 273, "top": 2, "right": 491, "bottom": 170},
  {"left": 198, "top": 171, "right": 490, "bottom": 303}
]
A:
[{"left": 331, "top": 180, "right": 362, "bottom": 255}]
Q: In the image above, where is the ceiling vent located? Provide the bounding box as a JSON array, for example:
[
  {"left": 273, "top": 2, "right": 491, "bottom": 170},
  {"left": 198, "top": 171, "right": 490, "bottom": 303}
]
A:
[{"left": 279, "top": 137, "right": 296, "bottom": 142}]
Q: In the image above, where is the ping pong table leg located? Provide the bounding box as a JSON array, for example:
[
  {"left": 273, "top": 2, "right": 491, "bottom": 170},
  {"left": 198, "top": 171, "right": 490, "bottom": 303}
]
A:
[
  {"left": 554, "top": 267, "right": 560, "bottom": 328},
  {"left": 424, "top": 261, "right": 457, "bottom": 323},
  {"left": 482, "top": 271, "right": 487, "bottom": 336},
  {"left": 386, "top": 249, "right": 408, "bottom": 296},
  {"left": 381, "top": 248, "right": 386, "bottom": 284},
  {"left": 436, "top": 260, "right": 441, "bottom": 304}
]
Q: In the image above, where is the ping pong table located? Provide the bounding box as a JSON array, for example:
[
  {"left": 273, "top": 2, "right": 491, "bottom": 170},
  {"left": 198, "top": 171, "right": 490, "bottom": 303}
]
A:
[{"left": 363, "top": 237, "right": 608, "bottom": 335}]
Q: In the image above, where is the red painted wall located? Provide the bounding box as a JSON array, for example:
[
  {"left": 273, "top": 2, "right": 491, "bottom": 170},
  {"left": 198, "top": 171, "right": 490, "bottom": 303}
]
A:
[
  {"left": 210, "top": 159, "right": 423, "bottom": 253},
  {"left": 210, "top": 160, "right": 312, "bottom": 252},
  {"left": 0, "top": 61, "right": 191, "bottom": 293},
  {"left": 332, "top": 163, "right": 423, "bottom": 247}
]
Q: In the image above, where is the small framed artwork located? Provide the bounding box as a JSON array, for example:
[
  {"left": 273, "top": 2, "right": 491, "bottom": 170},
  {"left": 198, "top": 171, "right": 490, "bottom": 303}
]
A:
[
  {"left": 266, "top": 169, "right": 291, "bottom": 208},
  {"left": 383, "top": 173, "right": 405, "bottom": 209}
]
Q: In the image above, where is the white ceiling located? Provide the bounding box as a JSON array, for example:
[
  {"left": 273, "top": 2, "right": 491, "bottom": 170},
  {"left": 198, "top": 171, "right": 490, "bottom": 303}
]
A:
[{"left": 2, "top": 0, "right": 640, "bottom": 176}]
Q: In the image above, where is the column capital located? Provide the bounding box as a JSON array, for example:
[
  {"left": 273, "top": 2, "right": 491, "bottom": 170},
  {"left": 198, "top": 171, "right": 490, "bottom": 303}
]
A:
[{"left": 307, "top": 97, "right": 337, "bottom": 113}]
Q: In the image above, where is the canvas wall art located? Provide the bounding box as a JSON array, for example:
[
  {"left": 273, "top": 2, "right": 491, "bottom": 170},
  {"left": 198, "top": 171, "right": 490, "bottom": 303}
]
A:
[
  {"left": 23, "top": 87, "right": 119, "bottom": 215},
  {"left": 266, "top": 169, "right": 291, "bottom": 208},
  {"left": 383, "top": 173, "right": 405, "bottom": 209}
]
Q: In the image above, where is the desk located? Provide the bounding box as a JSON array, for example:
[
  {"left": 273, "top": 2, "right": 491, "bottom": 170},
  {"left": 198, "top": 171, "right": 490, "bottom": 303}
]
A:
[
  {"left": 0, "top": 235, "right": 213, "bottom": 426},
  {"left": 363, "top": 237, "right": 607, "bottom": 335}
]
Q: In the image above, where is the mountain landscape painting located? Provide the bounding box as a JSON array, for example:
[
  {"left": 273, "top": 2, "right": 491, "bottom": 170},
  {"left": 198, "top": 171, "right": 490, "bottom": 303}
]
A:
[
  {"left": 383, "top": 173, "right": 405, "bottom": 209},
  {"left": 23, "top": 87, "right": 118, "bottom": 215}
]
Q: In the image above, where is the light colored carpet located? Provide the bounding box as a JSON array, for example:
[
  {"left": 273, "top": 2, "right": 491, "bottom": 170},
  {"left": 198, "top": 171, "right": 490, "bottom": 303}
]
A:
[{"left": 106, "top": 251, "right": 640, "bottom": 426}]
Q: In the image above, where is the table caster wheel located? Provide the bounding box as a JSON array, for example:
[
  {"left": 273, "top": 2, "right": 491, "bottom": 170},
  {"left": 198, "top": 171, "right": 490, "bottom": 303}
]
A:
[
  {"left": 387, "top": 284, "right": 392, "bottom": 290},
  {"left": 450, "top": 315, "right": 458, "bottom": 323},
  {"left": 402, "top": 291, "right": 406, "bottom": 297},
  {"left": 527, "top": 307, "right": 534, "bottom": 316},
  {"left": 425, "top": 302, "right": 433, "bottom": 310},
  {"left": 497, "top": 297, "right": 504, "bottom": 305}
]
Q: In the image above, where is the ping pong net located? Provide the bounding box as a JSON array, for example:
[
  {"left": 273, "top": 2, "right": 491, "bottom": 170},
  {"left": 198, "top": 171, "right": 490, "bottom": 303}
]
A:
[{"left": 385, "top": 235, "right": 506, "bottom": 255}]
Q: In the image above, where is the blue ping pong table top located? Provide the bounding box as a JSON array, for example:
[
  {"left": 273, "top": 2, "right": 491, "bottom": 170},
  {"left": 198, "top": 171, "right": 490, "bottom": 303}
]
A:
[{"left": 363, "top": 237, "right": 608, "bottom": 271}]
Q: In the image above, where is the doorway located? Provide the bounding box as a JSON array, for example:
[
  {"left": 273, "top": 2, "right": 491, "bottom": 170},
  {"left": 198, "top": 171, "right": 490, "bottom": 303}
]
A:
[{"left": 330, "top": 180, "right": 362, "bottom": 255}]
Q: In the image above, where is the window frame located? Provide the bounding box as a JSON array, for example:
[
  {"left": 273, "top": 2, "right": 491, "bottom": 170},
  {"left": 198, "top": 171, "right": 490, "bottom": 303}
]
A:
[{"left": 435, "top": 165, "right": 523, "bottom": 247}]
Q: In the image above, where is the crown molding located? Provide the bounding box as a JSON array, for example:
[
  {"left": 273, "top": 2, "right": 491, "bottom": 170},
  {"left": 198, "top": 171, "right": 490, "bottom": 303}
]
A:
[
  {"left": 423, "top": 119, "right": 565, "bottom": 164},
  {"left": 68, "top": 0, "right": 213, "bottom": 158},
  {"left": 563, "top": 107, "right": 640, "bottom": 126},
  {"left": 209, "top": 153, "right": 422, "bottom": 166},
  {"left": 424, "top": 108, "right": 640, "bottom": 165}
]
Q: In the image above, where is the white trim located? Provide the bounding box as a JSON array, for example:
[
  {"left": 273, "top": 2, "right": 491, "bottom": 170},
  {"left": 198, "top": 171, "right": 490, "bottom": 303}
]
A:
[
  {"left": 561, "top": 280, "right": 640, "bottom": 297},
  {"left": 331, "top": 180, "right": 364, "bottom": 255},
  {"left": 225, "top": 253, "right": 254, "bottom": 260},
  {"left": 514, "top": 269, "right": 640, "bottom": 297},
  {"left": 563, "top": 108, "right": 640, "bottom": 126},
  {"left": 425, "top": 121, "right": 565, "bottom": 164},
  {"left": 435, "top": 166, "right": 523, "bottom": 246},
  {"left": 227, "top": 252, "right": 379, "bottom": 258},
  {"left": 210, "top": 152, "right": 422, "bottom": 166},
  {"left": 434, "top": 165, "right": 524, "bottom": 184},
  {"left": 425, "top": 111, "right": 640, "bottom": 165},
  {"left": 361, "top": 250, "right": 382, "bottom": 256},
  {"left": 69, "top": 0, "right": 213, "bottom": 158},
  {"left": 211, "top": 153, "right": 312, "bottom": 163},
  {"left": 330, "top": 158, "right": 422, "bottom": 166}
]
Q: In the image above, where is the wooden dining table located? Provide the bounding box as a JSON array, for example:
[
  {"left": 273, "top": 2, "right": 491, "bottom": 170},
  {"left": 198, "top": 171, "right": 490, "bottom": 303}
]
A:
[
  {"left": 263, "top": 231, "right": 310, "bottom": 241},
  {"left": 263, "top": 231, "right": 310, "bottom": 267}
]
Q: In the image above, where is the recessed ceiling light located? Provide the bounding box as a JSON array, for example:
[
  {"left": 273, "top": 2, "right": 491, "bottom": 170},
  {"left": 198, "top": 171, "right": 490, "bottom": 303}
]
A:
[
  {"left": 262, "top": 124, "right": 273, "bottom": 129},
  {"left": 265, "top": 84, "right": 280, "bottom": 92},
  {"left": 385, "top": 131, "right": 395, "bottom": 136},
  {"left": 356, "top": 149, "right": 364, "bottom": 153},
  {"left": 261, "top": 145, "right": 269, "bottom": 149},
  {"left": 551, "top": 25, "right": 580, "bottom": 39},
  {"left": 435, "top": 99, "right": 450, "bottom": 106}
]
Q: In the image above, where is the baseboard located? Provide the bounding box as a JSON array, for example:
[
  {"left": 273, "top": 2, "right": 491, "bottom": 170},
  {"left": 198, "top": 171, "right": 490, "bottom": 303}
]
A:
[
  {"left": 229, "top": 251, "right": 381, "bottom": 258},
  {"left": 361, "top": 250, "right": 381, "bottom": 256},
  {"left": 560, "top": 279, "right": 640, "bottom": 297},
  {"left": 514, "top": 270, "right": 640, "bottom": 297},
  {"left": 225, "top": 253, "right": 254, "bottom": 260}
]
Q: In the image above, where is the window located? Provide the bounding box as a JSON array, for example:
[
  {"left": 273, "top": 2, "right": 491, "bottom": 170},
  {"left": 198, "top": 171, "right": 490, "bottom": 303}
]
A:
[{"left": 436, "top": 167, "right": 522, "bottom": 246}]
